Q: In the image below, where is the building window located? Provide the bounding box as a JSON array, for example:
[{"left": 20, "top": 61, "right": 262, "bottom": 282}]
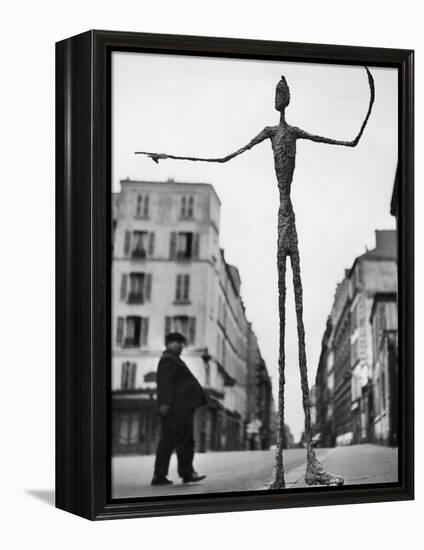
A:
[
  {"left": 175, "top": 274, "right": 190, "bottom": 302},
  {"left": 118, "top": 412, "right": 140, "bottom": 447},
  {"left": 126, "top": 230, "right": 155, "bottom": 258},
  {"left": 121, "top": 362, "right": 137, "bottom": 389},
  {"left": 127, "top": 272, "right": 152, "bottom": 303},
  {"left": 180, "top": 195, "right": 194, "bottom": 219},
  {"left": 131, "top": 231, "right": 147, "bottom": 258},
  {"left": 135, "top": 194, "right": 150, "bottom": 218},
  {"left": 125, "top": 316, "right": 141, "bottom": 347},
  {"left": 165, "top": 315, "right": 196, "bottom": 345},
  {"left": 170, "top": 231, "right": 200, "bottom": 260},
  {"left": 116, "top": 316, "right": 149, "bottom": 347}
]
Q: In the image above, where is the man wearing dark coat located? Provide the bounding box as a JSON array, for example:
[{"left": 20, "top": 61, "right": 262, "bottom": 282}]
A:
[{"left": 151, "top": 332, "right": 207, "bottom": 485}]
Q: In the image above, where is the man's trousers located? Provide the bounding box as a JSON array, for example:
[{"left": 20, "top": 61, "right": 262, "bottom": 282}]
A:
[{"left": 153, "top": 409, "right": 195, "bottom": 479}]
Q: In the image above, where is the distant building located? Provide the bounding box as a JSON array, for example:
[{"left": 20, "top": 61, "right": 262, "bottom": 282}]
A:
[
  {"left": 111, "top": 178, "right": 271, "bottom": 454},
  {"left": 246, "top": 323, "right": 275, "bottom": 450},
  {"left": 331, "top": 272, "right": 353, "bottom": 446},
  {"left": 310, "top": 384, "right": 319, "bottom": 444},
  {"left": 313, "top": 230, "right": 398, "bottom": 447},
  {"left": 348, "top": 230, "right": 397, "bottom": 443},
  {"left": 311, "top": 318, "right": 335, "bottom": 447},
  {"left": 370, "top": 292, "right": 398, "bottom": 445},
  {"left": 283, "top": 424, "right": 295, "bottom": 449}
]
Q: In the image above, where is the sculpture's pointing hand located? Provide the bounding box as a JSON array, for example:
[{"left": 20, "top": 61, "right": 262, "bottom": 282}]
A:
[{"left": 148, "top": 153, "right": 167, "bottom": 164}]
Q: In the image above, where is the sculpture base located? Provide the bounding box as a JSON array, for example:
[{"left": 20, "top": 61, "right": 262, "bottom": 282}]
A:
[
  {"left": 305, "top": 458, "right": 344, "bottom": 486},
  {"left": 268, "top": 480, "right": 285, "bottom": 490}
]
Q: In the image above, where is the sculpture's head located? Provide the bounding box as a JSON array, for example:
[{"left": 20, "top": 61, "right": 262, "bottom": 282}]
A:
[{"left": 275, "top": 76, "right": 290, "bottom": 111}]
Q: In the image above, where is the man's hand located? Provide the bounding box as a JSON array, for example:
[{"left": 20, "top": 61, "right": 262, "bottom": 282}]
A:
[{"left": 159, "top": 404, "right": 171, "bottom": 416}]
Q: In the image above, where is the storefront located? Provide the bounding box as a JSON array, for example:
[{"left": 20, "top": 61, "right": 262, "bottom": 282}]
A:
[{"left": 112, "top": 390, "right": 159, "bottom": 455}]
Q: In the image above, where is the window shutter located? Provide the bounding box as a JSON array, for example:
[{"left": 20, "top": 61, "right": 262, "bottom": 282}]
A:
[
  {"left": 169, "top": 232, "right": 177, "bottom": 259},
  {"left": 121, "top": 362, "right": 127, "bottom": 389},
  {"left": 193, "top": 233, "right": 200, "bottom": 258},
  {"left": 188, "top": 196, "right": 194, "bottom": 218},
  {"left": 184, "top": 274, "right": 190, "bottom": 301},
  {"left": 181, "top": 196, "right": 186, "bottom": 218},
  {"left": 120, "top": 274, "right": 128, "bottom": 300},
  {"left": 148, "top": 232, "right": 155, "bottom": 256},
  {"left": 126, "top": 317, "right": 135, "bottom": 340},
  {"left": 145, "top": 273, "right": 152, "bottom": 301},
  {"left": 144, "top": 195, "right": 149, "bottom": 217},
  {"left": 175, "top": 274, "right": 182, "bottom": 301},
  {"left": 136, "top": 195, "right": 142, "bottom": 216},
  {"left": 130, "top": 363, "right": 137, "bottom": 388},
  {"left": 136, "top": 317, "right": 143, "bottom": 345},
  {"left": 165, "top": 316, "right": 172, "bottom": 340},
  {"left": 188, "top": 317, "right": 196, "bottom": 345},
  {"left": 124, "top": 231, "right": 131, "bottom": 255},
  {"left": 141, "top": 318, "right": 149, "bottom": 346},
  {"left": 117, "top": 317, "right": 124, "bottom": 345}
]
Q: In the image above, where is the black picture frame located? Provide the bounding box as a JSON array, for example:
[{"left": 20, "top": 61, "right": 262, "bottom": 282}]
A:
[{"left": 55, "top": 29, "right": 414, "bottom": 521}]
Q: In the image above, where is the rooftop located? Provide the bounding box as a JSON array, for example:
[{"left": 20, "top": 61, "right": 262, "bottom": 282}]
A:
[
  {"left": 119, "top": 177, "right": 221, "bottom": 205},
  {"left": 349, "top": 230, "right": 396, "bottom": 275}
]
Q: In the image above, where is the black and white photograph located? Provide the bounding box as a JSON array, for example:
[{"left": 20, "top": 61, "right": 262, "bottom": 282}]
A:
[
  {"left": 2, "top": 0, "right": 421, "bottom": 542},
  {"left": 110, "top": 51, "right": 399, "bottom": 499}
]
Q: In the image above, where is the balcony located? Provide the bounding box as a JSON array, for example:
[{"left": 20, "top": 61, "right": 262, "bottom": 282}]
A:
[
  {"left": 127, "top": 293, "right": 144, "bottom": 304},
  {"left": 176, "top": 250, "right": 193, "bottom": 261},
  {"left": 122, "top": 338, "right": 140, "bottom": 348},
  {"left": 131, "top": 249, "right": 146, "bottom": 259}
]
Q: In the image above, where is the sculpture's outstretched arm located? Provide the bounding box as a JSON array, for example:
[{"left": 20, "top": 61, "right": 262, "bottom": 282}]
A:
[
  {"left": 296, "top": 67, "right": 375, "bottom": 147},
  {"left": 135, "top": 127, "right": 271, "bottom": 164}
]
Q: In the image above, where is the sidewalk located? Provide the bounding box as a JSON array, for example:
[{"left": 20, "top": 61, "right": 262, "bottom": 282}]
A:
[
  {"left": 111, "top": 445, "right": 398, "bottom": 499},
  {"left": 286, "top": 444, "right": 398, "bottom": 488},
  {"left": 112, "top": 448, "right": 323, "bottom": 499}
]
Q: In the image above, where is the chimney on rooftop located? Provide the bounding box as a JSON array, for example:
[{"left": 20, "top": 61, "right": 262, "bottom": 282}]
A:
[{"left": 374, "top": 230, "right": 396, "bottom": 255}]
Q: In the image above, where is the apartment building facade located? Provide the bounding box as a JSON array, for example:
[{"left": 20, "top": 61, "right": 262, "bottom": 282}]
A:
[
  {"left": 311, "top": 230, "right": 398, "bottom": 447},
  {"left": 111, "top": 178, "right": 267, "bottom": 455}
]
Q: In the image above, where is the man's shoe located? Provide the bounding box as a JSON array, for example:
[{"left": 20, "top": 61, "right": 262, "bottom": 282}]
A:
[
  {"left": 151, "top": 476, "right": 173, "bottom": 486},
  {"left": 182, "top": 473, "right": 206, "bottom": 483}
]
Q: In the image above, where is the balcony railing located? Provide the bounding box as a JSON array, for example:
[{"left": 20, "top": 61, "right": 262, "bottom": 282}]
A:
[
  {"left": 122, "top": 338, "right": 140, "bottom": 348},
  {"left": 131, "top": 249, "right": 146, "bottom": 259},
  {"left": 127, "top": 293, "right": 144, "bottom": 304},
  {"left": 176, "top": 251, "right": 192, "bottom": 260}
]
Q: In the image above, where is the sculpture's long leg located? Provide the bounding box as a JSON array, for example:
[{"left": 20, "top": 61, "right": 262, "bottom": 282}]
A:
[
  {"left": 290, "top": 245, "right": 344, "bottom": 486},
  {"left": 269, "top": 252, "right": 287, "bottom": 490},
  {"left": 289, "top": 246, "right": 315, "bottom": 466}
]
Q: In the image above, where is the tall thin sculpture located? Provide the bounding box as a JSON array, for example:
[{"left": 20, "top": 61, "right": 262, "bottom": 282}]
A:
[{"left": 135, "top": 67, "right": 375, "bottom": 489}]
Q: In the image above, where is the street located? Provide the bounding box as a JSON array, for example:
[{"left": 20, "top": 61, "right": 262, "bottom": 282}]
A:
[{"left": 112, "top": 444, "right": 398, "bottom": 498}]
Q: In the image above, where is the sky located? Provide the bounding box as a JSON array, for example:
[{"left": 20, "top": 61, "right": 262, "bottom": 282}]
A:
[{"left": 112, "top": 52, "right": 397, "bottom": 441}]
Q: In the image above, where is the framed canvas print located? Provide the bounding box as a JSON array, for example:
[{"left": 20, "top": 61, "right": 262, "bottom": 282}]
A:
[{"left": 56, "top": 30, "right": 414, "bottom": 520}]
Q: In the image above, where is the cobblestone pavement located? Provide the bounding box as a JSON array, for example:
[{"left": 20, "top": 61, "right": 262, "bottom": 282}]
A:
[{"left": 112, "top": 444, "right": 398, "bottom": 499}]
